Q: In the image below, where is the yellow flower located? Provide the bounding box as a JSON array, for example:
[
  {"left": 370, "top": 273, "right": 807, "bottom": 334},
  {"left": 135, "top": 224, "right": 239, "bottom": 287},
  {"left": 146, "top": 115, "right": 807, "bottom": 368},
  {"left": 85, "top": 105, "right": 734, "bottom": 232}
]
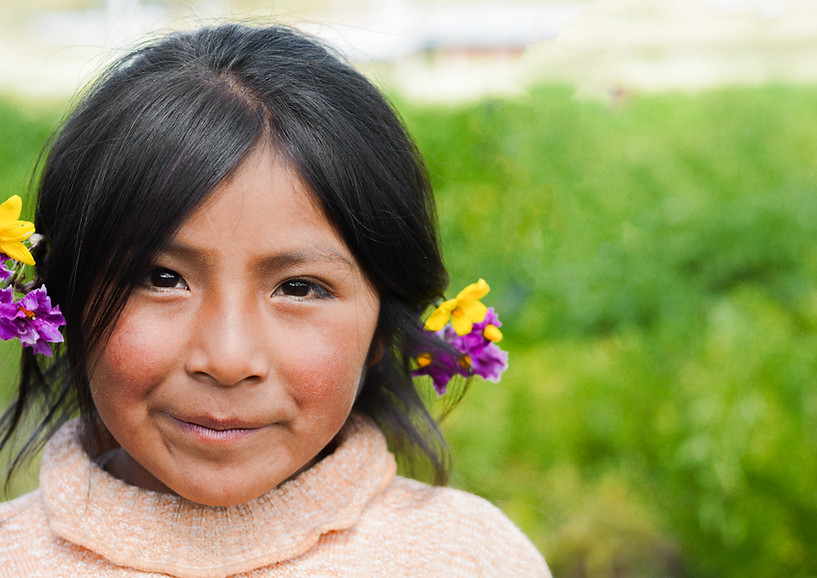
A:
[
  {"left": 415, "top": 352, "right": 433, "bottom": 368},
  {"left": 424, "top": 278, "right": 490, "bottom": 336},
  {"left": 0, "top": 195, "right": 35, "bottom": 265},
  {"left": 483, "top": 324, "right": 503, "bottom": 342}
]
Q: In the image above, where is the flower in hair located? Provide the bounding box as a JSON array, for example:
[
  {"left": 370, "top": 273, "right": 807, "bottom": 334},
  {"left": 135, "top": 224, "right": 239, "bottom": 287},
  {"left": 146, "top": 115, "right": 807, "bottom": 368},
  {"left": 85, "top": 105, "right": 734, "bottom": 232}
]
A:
[
  {"left": 0, "top": 196, "right": 65, "bottom": 356},
  {"left": 10, "top": 287, "right": 65, "bottom": 356},
  {"left": 424, "top": 278, "right": 491, "bottom": 336},
  {"left": 0, "top": 195, "right": 36, "bottom": 265},
  {"left": 413, "top": 280, "right": 508, "bottom": 395}
]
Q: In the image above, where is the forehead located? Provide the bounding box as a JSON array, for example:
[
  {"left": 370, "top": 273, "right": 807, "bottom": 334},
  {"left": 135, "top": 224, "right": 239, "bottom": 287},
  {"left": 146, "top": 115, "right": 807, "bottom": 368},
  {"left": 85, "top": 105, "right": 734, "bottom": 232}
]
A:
[{"left": 173, "top": 144, "right": 352, "bottom": 263}]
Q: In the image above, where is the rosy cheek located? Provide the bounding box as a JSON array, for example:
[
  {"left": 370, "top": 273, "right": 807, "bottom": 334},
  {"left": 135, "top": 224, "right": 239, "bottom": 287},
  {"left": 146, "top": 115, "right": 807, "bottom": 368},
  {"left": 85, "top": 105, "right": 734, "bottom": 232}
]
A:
[
  {"left": 285, "top": 327, "right": 366, "bottom": 404},
  {"left": 288, "top": 353, "right": 355, "bottom": 402},
  {"left": 95, "top": 320, "right": 165, "bottom": 393}
]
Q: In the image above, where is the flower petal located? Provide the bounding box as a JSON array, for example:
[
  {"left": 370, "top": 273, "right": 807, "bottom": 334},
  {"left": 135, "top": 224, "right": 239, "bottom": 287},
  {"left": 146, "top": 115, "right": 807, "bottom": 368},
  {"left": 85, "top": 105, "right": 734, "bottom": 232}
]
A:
[
  {"left": 415, "top": 353, "right": 432, "bottom": 368},
  {"left": 0, "top": 195, "right": 35, "bottom": 266},
  {"left": 0, "top": 240, "right": 35, "bottom": 266},
  {"left": 0, "top": 223, "right": 34, "bottom": 243},
  {"left": 424, "top": 299, "right": 457, "bottom": 331},
  {"left": 470, "top": 342, "right": 509, "bottom": 382},
  {"left": 0, "top": 195, "right": 22, "bottom": 223},
  {"left": 31, "top": 341, "right": 54, "bottom": 356},
  {"left": 483, "top": 324, "right": 503, "bottom": 342},
  {"left": 451, "top": 313, "right": 476, "bottom": 336},
  {"left": 457, "top": 299, "right": 487, "bottom": 326},
  {"left": 456, "top": 278, "right": 490, "bottom": 302}
]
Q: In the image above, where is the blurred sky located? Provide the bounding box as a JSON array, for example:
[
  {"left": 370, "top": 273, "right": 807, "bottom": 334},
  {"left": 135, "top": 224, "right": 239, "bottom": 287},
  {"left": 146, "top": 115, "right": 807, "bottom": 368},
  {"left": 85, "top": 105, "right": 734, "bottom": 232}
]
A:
[{"left": 1, "top": 0, "right": 817, "bottom": 101}]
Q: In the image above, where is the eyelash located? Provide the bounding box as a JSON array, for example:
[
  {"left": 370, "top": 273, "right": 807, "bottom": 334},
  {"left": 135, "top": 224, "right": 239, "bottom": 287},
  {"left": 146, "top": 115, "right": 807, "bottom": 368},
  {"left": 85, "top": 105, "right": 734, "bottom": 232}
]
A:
[
  {"left": 143, "top": 269, "right": 332, "bottom": 300},
  {"left": 274, "top": 279, "right": 332, "bottom": 300},
  {"left": 145, "top": 267, "right": 188, "bottom": 290}
]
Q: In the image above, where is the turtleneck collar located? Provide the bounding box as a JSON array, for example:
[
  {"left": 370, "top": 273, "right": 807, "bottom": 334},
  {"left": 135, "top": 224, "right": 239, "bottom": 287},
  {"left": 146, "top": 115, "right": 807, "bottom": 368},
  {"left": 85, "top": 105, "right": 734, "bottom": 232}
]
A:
[{"left": 40, "top": 414, "right": 396, "bottom": 577}]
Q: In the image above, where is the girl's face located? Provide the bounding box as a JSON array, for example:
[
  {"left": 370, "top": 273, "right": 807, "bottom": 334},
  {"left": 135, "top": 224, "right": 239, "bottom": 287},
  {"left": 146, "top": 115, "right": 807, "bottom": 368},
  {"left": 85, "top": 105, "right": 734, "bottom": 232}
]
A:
[{"left": 89, "top": 144, "right": 380, "bottom": 506}]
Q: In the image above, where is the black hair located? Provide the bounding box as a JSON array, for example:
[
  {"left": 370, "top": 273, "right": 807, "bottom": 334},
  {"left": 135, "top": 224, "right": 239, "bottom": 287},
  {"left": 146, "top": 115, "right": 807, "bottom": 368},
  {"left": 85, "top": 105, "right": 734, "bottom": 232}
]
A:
[{"left": 0, "top": 24, "right": 453, "bottom": 490}]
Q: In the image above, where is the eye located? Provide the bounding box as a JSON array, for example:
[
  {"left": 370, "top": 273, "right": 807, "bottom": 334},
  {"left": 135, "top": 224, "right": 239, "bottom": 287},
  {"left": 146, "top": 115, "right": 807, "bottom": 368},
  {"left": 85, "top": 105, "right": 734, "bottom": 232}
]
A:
[
  {"left": 274, "top": 279, "right": 331, "bottom": 299},
  {"left": 146, "top": 267, "right": 188, "bottom": 290}
]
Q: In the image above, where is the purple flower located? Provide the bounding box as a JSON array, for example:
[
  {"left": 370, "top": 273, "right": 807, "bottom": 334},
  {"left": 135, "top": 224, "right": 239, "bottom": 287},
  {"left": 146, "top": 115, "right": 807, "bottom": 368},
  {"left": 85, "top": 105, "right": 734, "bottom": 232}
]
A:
[
  {"left": 413, "top": 307, "right": 509, "bottom": 394},
  {"left": 412, "top": 343, "right": 470, "bottom": 395},
  {"left": 0, "top": 255, "right": 11, "bottom": 283},
  {"left": 0, "top": 286, "right": 66, "bottom": 356},
  {"left": 467, "top": 342, "right": 508, "bottom": 382},
  {"left": 448, "top": 308, "right": 508, "bottom": 382},
  {"left": 0, "top": 287, "right": 19, "bottom": 341}
]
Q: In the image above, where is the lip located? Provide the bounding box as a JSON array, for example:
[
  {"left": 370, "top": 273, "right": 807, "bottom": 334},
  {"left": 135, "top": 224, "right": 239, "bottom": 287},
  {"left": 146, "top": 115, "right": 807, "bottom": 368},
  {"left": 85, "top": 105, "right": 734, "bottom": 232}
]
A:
[{"left": 165, "top": 413, "right": 267, "bottom": 444}]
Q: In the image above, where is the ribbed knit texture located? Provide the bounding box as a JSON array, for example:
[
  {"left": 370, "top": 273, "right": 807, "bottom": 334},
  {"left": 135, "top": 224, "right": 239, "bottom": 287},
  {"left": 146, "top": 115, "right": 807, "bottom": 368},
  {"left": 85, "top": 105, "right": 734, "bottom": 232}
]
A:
[{"left": 0, "top": 415, "right": 550, "bottom": 577}]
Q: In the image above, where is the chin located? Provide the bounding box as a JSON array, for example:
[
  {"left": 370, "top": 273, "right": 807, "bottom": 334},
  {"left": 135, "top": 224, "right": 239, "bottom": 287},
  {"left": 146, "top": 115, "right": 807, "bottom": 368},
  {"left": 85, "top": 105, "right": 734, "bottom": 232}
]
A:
[
  {"left": 172, "top": 480, "right": 271, "bottom": 507},
  {"left": 184, "top": 490, "right": 262, "bottom": 508}
]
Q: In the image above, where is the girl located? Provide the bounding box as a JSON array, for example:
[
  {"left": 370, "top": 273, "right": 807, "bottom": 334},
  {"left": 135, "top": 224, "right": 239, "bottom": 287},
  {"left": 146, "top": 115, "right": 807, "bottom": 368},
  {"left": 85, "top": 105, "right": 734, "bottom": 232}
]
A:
[{"left": 0, "top": 24, "right": 549, "bottom": 576}]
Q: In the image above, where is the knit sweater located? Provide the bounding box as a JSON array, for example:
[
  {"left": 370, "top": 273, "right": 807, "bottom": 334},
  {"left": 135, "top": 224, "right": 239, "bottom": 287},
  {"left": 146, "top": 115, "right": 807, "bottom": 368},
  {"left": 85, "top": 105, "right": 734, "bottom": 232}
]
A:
[{"left": 0, "top": 415, "right": 550, "bottom": 577}]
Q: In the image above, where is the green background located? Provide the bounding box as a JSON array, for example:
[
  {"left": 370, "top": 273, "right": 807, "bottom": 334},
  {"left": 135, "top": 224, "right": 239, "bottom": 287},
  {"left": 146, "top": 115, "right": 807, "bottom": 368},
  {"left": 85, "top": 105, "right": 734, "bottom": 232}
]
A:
[{"left": 2, "top": 84, "right": 817, "bottom": 576}]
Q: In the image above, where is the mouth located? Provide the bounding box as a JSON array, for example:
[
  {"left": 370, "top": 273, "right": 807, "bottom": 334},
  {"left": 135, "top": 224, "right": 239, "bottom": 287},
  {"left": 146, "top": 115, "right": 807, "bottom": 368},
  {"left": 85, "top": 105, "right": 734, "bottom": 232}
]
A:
[{"left": 165, "top": 413, "right": 266, "bottom": 443}]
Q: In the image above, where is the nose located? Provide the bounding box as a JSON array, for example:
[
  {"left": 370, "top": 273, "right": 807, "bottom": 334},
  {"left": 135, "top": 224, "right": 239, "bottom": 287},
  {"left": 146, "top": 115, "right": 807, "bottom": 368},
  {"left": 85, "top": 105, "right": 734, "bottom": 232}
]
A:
[{"left": 185, "top": 294, "right": 270, "bottom": 387}]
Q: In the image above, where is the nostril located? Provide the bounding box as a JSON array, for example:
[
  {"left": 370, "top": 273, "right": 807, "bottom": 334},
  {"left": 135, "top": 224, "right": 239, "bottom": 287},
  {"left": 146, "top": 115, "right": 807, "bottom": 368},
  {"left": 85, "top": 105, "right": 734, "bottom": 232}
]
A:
[{"left": 185, "top": 340, "right": 269, "bottom": 387}]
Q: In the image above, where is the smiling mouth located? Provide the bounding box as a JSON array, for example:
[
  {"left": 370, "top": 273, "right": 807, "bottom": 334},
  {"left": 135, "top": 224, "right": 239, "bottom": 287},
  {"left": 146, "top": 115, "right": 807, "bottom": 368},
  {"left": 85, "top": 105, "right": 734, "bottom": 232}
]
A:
[{"left": 167, "top": 414, "right": 265, "bottom": 442}]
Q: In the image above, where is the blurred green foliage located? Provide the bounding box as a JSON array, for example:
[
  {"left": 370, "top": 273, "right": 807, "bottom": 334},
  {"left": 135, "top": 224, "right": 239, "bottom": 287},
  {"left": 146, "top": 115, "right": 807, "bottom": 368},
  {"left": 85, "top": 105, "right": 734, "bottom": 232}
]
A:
[
  {"left": 0, "top": 96, "right": 57, "bottom": 212},
  {"left": 2, "top": 85, "right": 817, "bottom": 576},
  {"left": 400, "top": 85, "right": 817, "bottom": 577}
]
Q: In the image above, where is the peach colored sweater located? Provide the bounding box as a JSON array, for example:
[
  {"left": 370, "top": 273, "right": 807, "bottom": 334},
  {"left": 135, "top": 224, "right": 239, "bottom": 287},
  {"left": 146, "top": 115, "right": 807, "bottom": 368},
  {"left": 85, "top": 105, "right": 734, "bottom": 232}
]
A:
[{"left": 0, "top": 415, "right": 550, "bottom": 577}]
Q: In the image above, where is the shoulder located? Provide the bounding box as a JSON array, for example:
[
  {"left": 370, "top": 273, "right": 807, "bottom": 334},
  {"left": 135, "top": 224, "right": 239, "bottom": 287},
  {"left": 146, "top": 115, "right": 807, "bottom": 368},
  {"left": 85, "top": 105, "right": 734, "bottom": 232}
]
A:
[
  {"left": 0, "top": 490, "right": 53, "bottom": 576},
  {"left": 0, "top": 489, "right": 49, "bottom": 536},
  {"left": 356, "top": 476, "right": 551, "bottom": 577},
  {"left": 380, "top": 476, "right": 524, "bottom": 527}
]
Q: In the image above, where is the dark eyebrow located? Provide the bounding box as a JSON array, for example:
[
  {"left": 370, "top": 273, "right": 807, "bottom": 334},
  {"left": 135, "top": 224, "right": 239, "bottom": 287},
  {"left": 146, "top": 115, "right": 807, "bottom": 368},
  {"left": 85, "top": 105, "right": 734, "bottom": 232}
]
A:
[
  {"left": 256, "top": 248, "right": 356, "bottom": 273},
  {"left": 160, "top": 242, "right": 356, "bottom": 272},
  {"left": 160, "top": 243, "right": 207, "bottom": 267}
]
